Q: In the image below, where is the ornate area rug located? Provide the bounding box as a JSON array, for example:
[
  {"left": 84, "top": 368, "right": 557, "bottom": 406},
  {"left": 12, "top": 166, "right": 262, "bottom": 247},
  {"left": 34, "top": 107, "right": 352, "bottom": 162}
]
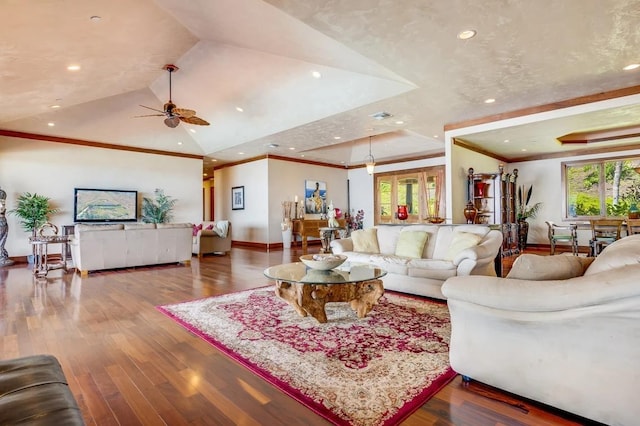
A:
[{"left": 157, "top": 287, "right": 456, "bottom": 426}]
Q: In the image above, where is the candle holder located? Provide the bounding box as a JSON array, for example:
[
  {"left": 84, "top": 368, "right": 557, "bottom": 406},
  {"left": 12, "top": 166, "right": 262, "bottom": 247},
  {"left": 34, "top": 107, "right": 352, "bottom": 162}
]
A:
[{"left": 294, "top": 201, "right": 298, "bottom": 219}]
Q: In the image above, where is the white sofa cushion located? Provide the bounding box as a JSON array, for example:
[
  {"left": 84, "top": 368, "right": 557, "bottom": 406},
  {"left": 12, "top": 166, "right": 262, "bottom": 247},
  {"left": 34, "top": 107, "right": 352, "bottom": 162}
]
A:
[
  {"left": 395, "top": 231, "right": 428, "bottom": 259},
  {"left": 368, "top": 254, "right": 409, "bottom": 274},
  {"left": 506, "top": 254, "right": 593, "bottom": 280},
  {"left": 584, "top": 234, "right": 640, "bottom": 276},
  {"left": 375, "top": 226, "right": 404, "bottom": 255},
  {"left": 407, "top": 259, "right": 457, "bottom": 280},
  {"left": 351, "top": 228, "right": 380, "bottom": 253},
  {"left": 444, "top": 231, "right": 483, "bottom": 261}
]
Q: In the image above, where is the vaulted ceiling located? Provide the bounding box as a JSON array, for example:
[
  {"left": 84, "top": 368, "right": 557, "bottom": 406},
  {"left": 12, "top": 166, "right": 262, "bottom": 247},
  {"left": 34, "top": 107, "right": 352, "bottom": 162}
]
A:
[{"left": 2, "top": 0, "right": 639, "bottom": 176}]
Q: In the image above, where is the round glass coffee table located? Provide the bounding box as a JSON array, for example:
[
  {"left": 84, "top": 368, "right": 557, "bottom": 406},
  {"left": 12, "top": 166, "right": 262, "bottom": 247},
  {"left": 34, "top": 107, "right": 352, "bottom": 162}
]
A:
[{"left": 264, "top": 262, "right": 386, "bottom": 323}]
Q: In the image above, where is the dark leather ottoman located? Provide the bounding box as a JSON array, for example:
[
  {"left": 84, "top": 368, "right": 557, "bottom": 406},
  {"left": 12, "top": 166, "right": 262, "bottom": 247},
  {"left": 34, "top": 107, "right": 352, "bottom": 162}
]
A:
[{"left": 0, "top": 354, "right": 85, "bottom": 425}]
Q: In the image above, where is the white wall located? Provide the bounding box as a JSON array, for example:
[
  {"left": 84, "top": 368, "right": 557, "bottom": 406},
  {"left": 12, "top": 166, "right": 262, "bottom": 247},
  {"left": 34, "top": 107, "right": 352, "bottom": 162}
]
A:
[
  {"left": 0, "top": 138, "right": 203, "bottom": 256},
  {"left": 213, "top": 158, "right": 348, "bottom": 244}
]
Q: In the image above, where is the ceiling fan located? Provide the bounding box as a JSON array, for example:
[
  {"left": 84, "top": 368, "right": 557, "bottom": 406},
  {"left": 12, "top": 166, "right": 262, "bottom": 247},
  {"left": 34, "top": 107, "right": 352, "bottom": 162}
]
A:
[{"left": 136, "top": 64, "right": 210, "bottom": 128}]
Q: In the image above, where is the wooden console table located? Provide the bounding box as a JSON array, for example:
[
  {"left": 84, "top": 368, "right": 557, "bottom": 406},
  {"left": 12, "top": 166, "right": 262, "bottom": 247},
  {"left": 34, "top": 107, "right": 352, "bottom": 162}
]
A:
[{"left": 292, "top": 219, "right": 346, "bottom": 251}]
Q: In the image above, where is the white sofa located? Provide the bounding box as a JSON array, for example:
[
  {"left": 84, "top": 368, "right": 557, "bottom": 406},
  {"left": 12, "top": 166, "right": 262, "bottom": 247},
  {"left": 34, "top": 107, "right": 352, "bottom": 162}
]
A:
[
  {"left": 442, "top": 235, "right": 640, "bottom": 426},
  {"left": 330, "top": 224, "right": 503, "bottom": 299},
  {"left": 70, "top": 223, "right": 192, "bottom": 275},
  {"left": 192, "top": 220, "right": 231, "bottom": 257}
]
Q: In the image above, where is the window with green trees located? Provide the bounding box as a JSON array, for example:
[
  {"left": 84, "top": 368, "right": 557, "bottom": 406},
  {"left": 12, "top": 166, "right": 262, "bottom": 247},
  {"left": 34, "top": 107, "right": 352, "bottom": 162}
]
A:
[{"left": 563, "top": 157, "right": 640, "bottom": 219}]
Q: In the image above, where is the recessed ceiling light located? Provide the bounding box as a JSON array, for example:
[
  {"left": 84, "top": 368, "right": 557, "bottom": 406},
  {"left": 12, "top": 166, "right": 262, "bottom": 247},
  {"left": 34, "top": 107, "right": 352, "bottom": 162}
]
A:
[
  {"left": 211, "top": 159, "right": 217, "bottom": 162},
  {"left": 300, "top": 154, "right": 305, "bottom": 158},
  {"left": 189, "top": 129, "right": 196, "bottom": 133},
  {"left": 312, "top": 71, "right": 322, "bottom": 79},
  {"left": 457, "top": 29, "right": 477, "bottom": 40},
  {"left": 90, "top": 15, "right": 101, "bottom": 21},
  {"left": 238, "top": 152, "right": 244, "bottom": 155},
  {"left": 504, "top": 139, "right": 510, "bottom": 143},
  {"left": 268, "top": 143, "right": 279, "bottom": 148},
  {"left": 67, "top": 65, "right": 81, "bottom": 71},
  {"left": 203, "top": 173, "right": 208, "bottom": 177},
  {"left": 177, "top": 142, "right": 183, "bottom": 145},
  {"left": 50, "top": 105, "right": 60, "bottom": 109},
  {"left": 623, "top": 63, "right": 640, "bottom": 71},
  {"left": 521, "top": 148, "right": 527, "bottom": 152},
  {"left": 236, "top": 107, "right": 244, "bottom": 112},
  {"left": 47, "top": 122, "right": 55, "bottom": 127},
  {"left": 433, "top": 135, "right": 439, "bottom": 138},
  {"left": 484, "top": 98, "right": 496, "bottom": 104},
  {"left": 333, "top": 136, "right": 341, "bottom": 140},
  {"left": 289, "top": 147, "right": 296, "bottom": 150},
  {"left": 395, "top": 120, "right": 404, "bottom": 125}
]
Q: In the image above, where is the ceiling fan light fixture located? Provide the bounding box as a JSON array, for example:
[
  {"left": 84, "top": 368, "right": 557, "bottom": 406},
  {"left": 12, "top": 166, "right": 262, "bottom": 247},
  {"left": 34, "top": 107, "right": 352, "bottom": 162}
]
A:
[{"left": 164, "top": 116, "right": 180, "bottom": 128}]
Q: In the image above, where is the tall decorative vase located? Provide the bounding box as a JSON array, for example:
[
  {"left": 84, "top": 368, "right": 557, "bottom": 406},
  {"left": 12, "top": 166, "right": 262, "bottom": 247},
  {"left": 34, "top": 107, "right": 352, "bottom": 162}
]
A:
[
  {"left": 463, "top": 201, "right": 477, "bottom": 224},
  {"left": 397, "top": 205, "right": 409, "bottom": 221},
  {"left": 474, "top": 182, "right": 490, "bottom": 198},
  {"left": 517, "top": 219, "right": 529, "bottom": 251}
]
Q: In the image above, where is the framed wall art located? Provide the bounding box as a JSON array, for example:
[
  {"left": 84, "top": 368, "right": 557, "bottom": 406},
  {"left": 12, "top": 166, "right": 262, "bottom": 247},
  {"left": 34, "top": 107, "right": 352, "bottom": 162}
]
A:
[
  {"left": 304, "top": 180, "right": 326, "bottom": 214},
  {"left": 231, "top": 186, "right": 244, "bottom": 210}
]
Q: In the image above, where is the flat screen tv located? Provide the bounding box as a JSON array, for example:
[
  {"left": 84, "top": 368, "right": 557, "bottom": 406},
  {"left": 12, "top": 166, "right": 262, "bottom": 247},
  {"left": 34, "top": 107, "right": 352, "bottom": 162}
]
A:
[{"left": 74, "top": 188, "right": 138, "bottom": 223}]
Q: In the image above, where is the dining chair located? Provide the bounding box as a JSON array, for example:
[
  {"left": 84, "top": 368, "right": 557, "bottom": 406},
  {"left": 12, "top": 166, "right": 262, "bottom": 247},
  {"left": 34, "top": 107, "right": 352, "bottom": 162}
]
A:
[
  {"left": 626, "top": 218, "right": 640, "bottom": 235},
  {"left": 545, "top": 221, "right": 578, "bottom": 255},
  {"left": 589, "top": 219, "right": 623, "bottom": 256}
]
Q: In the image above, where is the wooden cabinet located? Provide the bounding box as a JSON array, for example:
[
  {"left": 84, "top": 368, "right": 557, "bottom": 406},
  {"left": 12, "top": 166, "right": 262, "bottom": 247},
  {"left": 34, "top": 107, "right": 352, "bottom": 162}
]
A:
[
  {"left": 468, "top": 166, "right": 519, "bottom": 257},
  {"left": 292, "top": 219, "right": 346, "bottom": 250}
]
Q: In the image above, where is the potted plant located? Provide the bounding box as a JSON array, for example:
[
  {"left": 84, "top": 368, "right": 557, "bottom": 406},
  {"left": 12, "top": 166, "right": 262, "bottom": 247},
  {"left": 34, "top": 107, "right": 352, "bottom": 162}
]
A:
[
  {"left": 516, "top": 185, "right": 542, "bottom": 250},
  {"left": 9, "top": 192, "right": 59, "bottom": 262},
  {"left": 141, "top": 189, "right": 177, "bottom": 224},
  {"left": 9, "top": 192, "right": 59, "bottom": 237}
]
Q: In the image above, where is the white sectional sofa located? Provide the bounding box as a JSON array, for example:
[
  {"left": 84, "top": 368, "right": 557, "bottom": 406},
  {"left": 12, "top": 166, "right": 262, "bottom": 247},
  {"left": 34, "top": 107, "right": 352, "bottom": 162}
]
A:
[
  {"left": 442, "top": 235, "right": 640, "bottom": 426},
  {"left": 330, "top": 224, "right": 503, "bottom": 299},
  {"left": 70, "top": 222, "right": 192, "bottom": 275}
]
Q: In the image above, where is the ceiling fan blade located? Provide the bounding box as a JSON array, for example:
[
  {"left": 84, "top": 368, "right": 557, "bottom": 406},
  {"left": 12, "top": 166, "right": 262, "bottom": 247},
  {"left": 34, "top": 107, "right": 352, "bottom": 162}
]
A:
[
  {"left": 133, "top": 113, "right": 166, "bottom": 118},
  {"left": 180, "top": 116, "right": 210, "bottom": 126},
  {"left": 173, "top": 108, "right": 196, "bottom": 118},
  {"left": 139, "top": 104, "right": 166, "bottom": 114}
]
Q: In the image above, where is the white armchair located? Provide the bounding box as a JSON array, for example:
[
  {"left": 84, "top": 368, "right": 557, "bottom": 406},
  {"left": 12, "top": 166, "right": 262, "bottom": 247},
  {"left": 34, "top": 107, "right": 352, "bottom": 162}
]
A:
[
  {"left": 442, "top": 235, "right": 640, "bottom": 426},
  {"left": 192, "top": 221, "right": 231, "bottom": 257}
]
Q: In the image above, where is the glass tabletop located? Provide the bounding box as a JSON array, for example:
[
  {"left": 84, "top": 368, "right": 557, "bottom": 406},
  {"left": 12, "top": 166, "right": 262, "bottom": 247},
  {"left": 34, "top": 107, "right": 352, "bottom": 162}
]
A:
[{"left": 264, "top": 262, "right": 386, "bottom": 285}]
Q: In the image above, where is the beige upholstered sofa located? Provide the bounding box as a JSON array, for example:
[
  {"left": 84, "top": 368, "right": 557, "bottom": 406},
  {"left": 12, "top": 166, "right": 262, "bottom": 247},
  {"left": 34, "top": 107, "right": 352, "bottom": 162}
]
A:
[
  {"left": 70, "top": 222, "right": 192, "bottom": 275},
  {"left": 192, "top": 221, "right": 231, "bottom": 257},
  {"left": 330, "top": 224, "right": 503, "bottom": 300},
  {"left": 442, "top": 234, "right": 640, "bottom": 426}
]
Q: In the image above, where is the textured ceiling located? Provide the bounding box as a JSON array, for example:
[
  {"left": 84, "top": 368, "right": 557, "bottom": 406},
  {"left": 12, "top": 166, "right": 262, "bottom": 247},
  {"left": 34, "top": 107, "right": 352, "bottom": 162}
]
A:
[{"left": 1, "top": 0, "right": 640, "bottom": 176}]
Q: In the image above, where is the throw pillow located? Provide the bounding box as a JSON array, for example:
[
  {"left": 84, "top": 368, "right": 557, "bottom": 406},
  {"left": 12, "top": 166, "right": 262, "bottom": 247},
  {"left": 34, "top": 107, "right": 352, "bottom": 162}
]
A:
[
  {"left": 506, "top": 254, "right": 594, "bottom": 280},
  {"left": 205, "top": 223, "right": 215, "bottom": 230},
  {"left": 444, "top": 231, "right": 483, "bottom": 261},
  {"left": 192, "top": 223, "right": 203, "bottom": 237},
  {"left": 351, "top": 228, "right": 380, "bottom": 253},
  {"left": 395, "top": 231, "right": 428, "bottom": 259}
]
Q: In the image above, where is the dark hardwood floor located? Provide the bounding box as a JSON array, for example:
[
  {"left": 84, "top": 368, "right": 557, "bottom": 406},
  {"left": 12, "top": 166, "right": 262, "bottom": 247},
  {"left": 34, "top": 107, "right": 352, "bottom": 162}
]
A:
[{"left": 0, "top": 246, "right": 599, "bottom": 425}]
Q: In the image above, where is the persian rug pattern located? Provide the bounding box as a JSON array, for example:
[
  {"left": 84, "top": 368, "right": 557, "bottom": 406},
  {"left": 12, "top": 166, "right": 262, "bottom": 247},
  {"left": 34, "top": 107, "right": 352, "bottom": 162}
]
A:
[{"left": 158, "top": 287, "right": 456, "bottom": 426}]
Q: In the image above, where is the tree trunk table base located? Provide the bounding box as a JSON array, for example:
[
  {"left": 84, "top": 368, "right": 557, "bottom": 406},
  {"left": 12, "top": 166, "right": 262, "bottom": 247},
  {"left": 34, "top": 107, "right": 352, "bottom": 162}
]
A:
[{"left": 275, "top": 279, "right": 384, "bottom": 323}]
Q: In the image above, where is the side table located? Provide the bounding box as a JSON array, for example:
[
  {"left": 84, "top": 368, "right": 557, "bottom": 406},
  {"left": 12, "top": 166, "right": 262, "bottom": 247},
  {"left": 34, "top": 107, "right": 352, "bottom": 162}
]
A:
[
  {"left": 318, "top": 227, "right": 347, "bottom": 253},
  {"left": 29, "top": 234, "right": 72, "bottom": 278}
]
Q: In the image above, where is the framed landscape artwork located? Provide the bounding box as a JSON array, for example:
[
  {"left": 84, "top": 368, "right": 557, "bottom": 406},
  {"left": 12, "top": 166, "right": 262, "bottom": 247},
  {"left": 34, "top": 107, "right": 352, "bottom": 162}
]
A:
[
  {"left": 304, "top": 180, "right": 326, "bottom": 214},
  {"left": 231, "top": 186, "right": 244, "bottom": 210}
]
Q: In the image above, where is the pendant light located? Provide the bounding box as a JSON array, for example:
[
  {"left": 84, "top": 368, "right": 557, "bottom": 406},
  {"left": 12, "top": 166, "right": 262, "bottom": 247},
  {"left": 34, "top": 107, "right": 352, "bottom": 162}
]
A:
[{"left": 365, "top": 136, "right": 376, "bottom": 175}]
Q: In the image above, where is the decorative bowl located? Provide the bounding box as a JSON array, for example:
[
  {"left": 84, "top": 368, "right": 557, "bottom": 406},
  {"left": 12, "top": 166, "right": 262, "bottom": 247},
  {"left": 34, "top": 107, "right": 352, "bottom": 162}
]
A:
[{"left": 299, "top": 254, "right": 347, "bottom": 270}]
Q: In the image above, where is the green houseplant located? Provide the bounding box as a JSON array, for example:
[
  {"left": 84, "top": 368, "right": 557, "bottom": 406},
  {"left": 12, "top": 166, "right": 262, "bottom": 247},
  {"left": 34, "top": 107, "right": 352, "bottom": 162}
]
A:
[
  {"left": 9, "top": 192, "right": 59, "bottom": 237},
  {"left": 516, "top": 185, "right": 543, "bottom": 221},
  {"left": 516, "top": 185, "right": 542, "bottom": 251},
  {"left": 141, "top": 189, "right": 177, "bottom": 224}
]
